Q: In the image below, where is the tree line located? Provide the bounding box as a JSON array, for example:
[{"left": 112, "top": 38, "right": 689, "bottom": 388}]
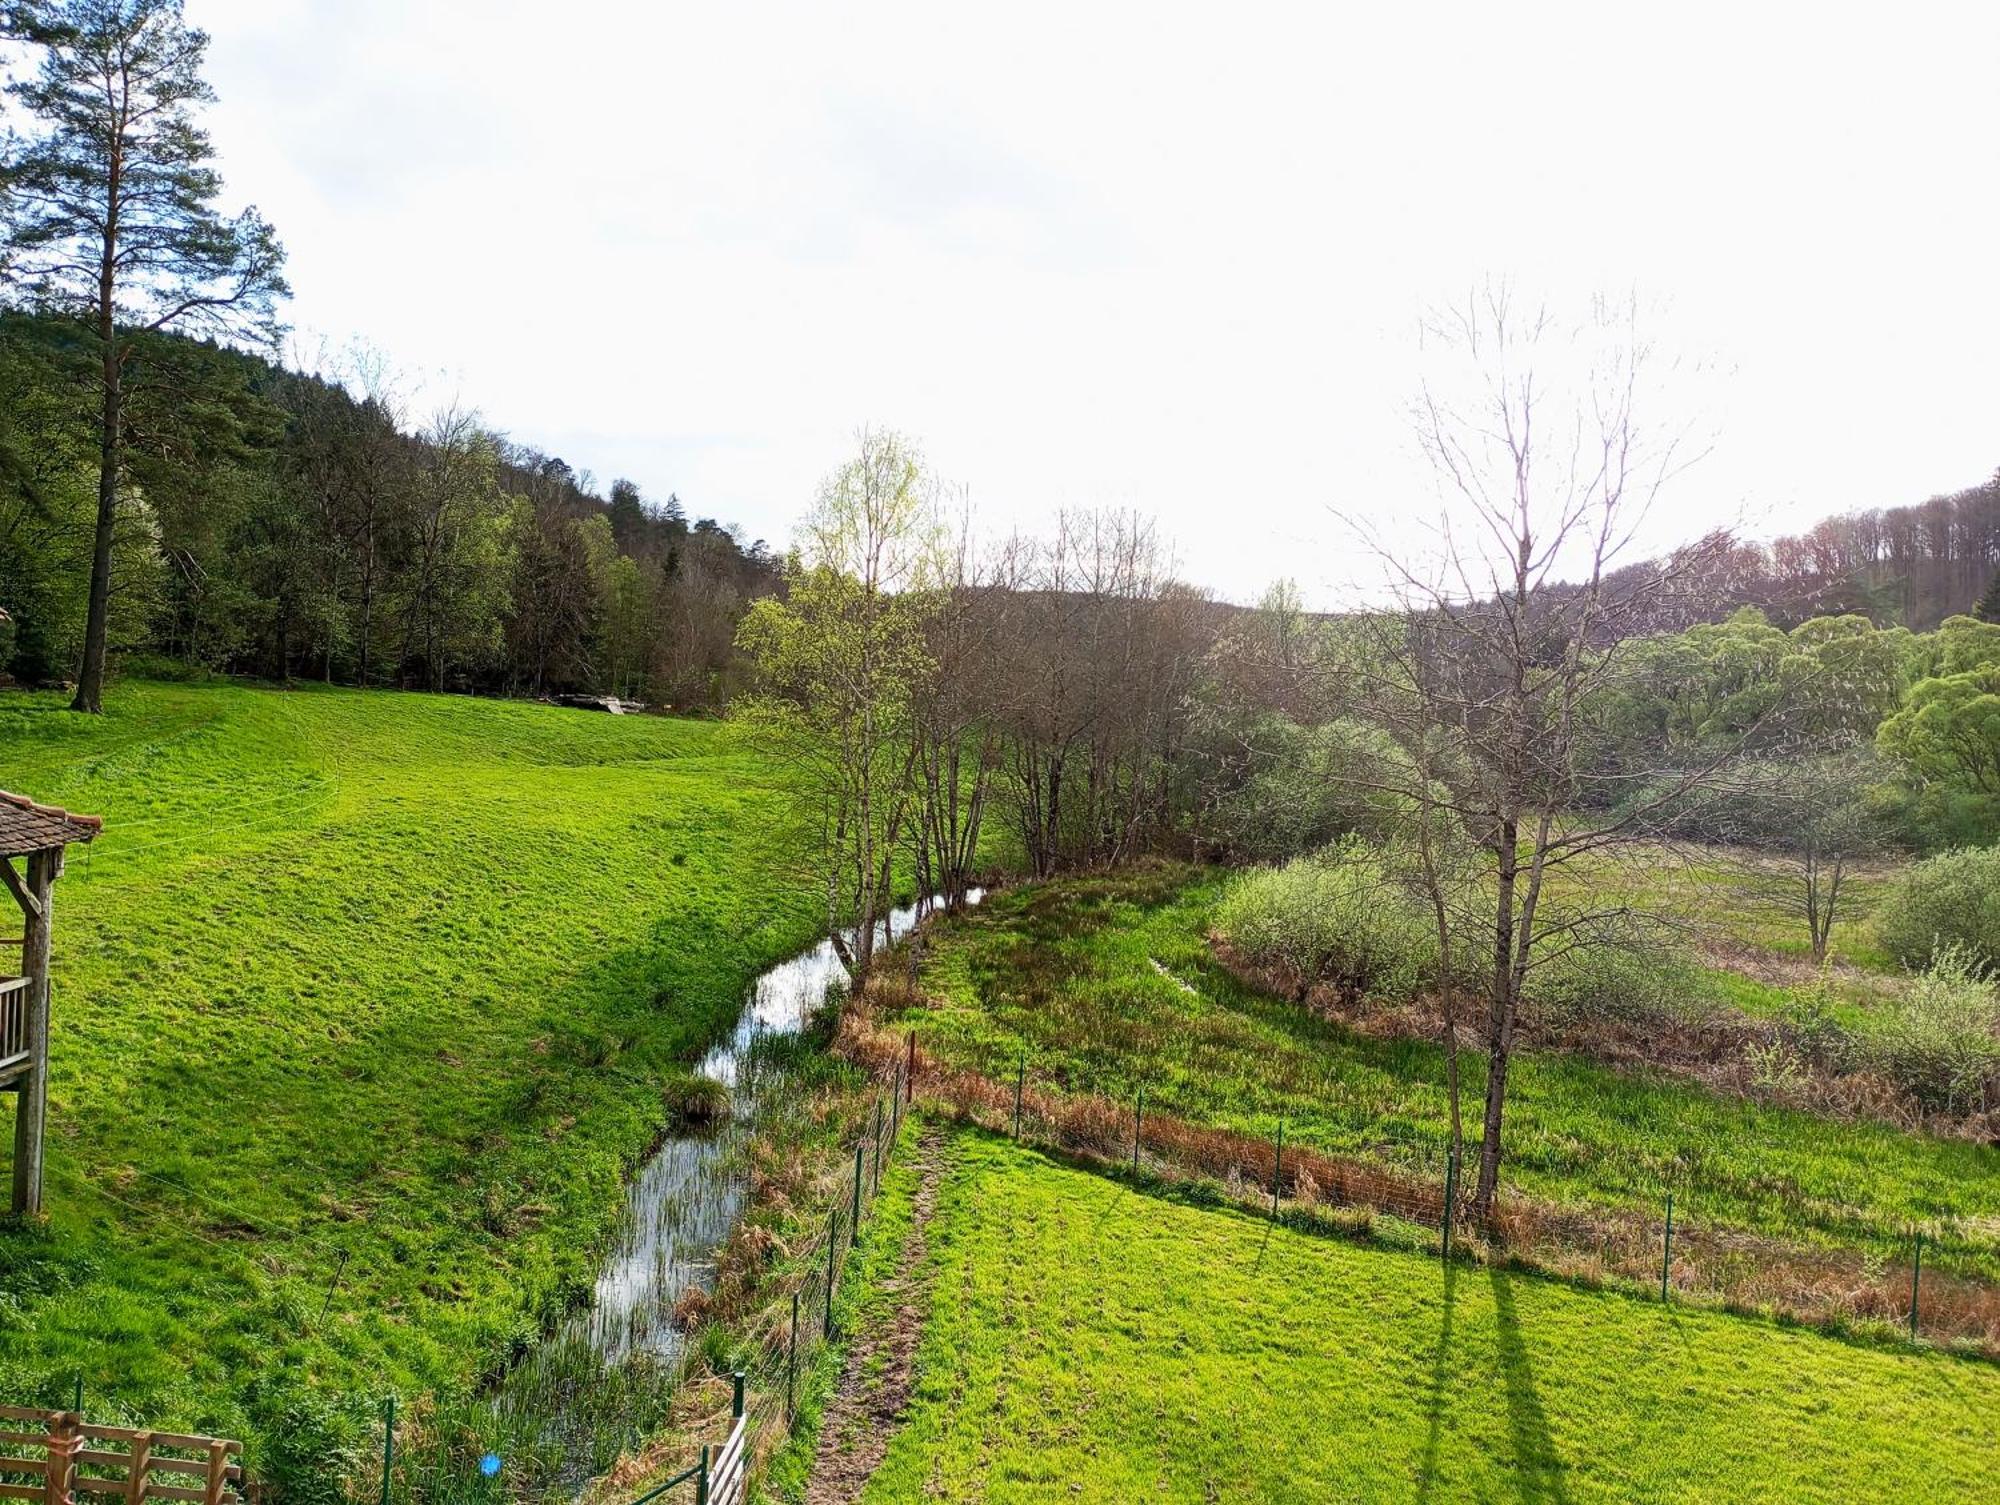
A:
[
  {"left": 746, "top": 294, "right": 2000, "bottom": 1223},
  {"left": 0, "top": 1, "right": 776, "bottom": 707},
  {"left": 0, "top": 313, "right": 780, "bottom": 702}
]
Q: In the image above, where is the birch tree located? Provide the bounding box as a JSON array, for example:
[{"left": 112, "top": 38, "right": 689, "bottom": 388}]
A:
[{"left": 736, "top": 429, "right": 938, "bottom": 974}]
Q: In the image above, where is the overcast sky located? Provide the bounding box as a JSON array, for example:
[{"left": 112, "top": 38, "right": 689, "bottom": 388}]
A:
[{"left": 182, "top": 0, "right": 2000, "bottom": 605}]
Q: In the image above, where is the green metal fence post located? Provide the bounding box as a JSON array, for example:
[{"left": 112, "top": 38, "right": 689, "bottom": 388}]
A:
[
  {"left": 732, "top": 1371, "right": 746, "bottom": 1420},
  {"left": 786, "top": 1291, "right": 799, "bottom": 1419},
  {"left": 1910, "top": 1230, "right": 1925, "bottom": 1339},
  {"left": 1013, "top": 1055, "right": 1025, "bottom": 1140},
  {"left": 1442, "top": 1147, "right": 1458, "bottom": 1263},
  {"left": 851, "top": 1140, "right": 865, "bottom": 1240},
  {"left": 380, "top": 1396, "right": 395, "bottom": 1505},
  {"left": 905, "top": 1031, "right": 916, "bottom": 1105},
  {"left": 1660, "top": 1193, "right": 1674, "bottom": 1302},
  {"left": 872, "top": 1095, "right": 885, "bottom": 1191},
  {"left": 1133, "top": 1088, "right": 1144, "bottom": 1173},
  {"left": 1272, "top": 1117, "right": 1285, "bottom": 1221},
  {"left": 71, "top": 1372, "right": 82, "bottom": 1417},
  {"left": 824, "top": 1210, "right": 839, "bottom": 1337},
  {"left": 695, "top": 1445, "right": 710, "bottom": 1505}
]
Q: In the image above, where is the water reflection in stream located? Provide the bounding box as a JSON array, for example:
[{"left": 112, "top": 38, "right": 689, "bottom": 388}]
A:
[{"left": 466, "top": 889, "right": 977, "bottom": 1490}]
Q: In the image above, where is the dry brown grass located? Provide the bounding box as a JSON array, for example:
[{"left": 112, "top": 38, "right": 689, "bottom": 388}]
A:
[{"left": 839, "top": 1007, "right": 2000, "bottom": 1358}]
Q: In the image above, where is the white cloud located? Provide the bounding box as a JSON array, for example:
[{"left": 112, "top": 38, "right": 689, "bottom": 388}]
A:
[{"left": 186, "top": 0, "right": 2000, "bottom": 602}]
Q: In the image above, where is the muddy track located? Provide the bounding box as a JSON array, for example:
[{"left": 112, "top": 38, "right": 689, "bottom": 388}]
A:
[{"left": 802, "top": 1125, "right": 946, "bottom": 1505}]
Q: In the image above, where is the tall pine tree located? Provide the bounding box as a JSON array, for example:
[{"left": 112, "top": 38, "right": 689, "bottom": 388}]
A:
[
  {"left": 0, "top": 0, "right": 286, "bottom": 710},
  {"left": 1978, "top": 567, "right": 2000, "bottom": 624}
]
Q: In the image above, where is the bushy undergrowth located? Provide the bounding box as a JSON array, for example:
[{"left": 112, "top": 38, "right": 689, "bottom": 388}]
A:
[
  {"left": 1875, "top": 846, "right": 2000, "bottom": 972},
  {"left": 1523, "top": 933, "right": 1715, "bottom": 1032},
  {"left": 1864, "top": 946, "right": 2000, "bottom": 1114},
  {"left": 1212, "top": 839, "right": 1435, "bottom": 1000},
  {"left": 1767, "top": 956, "right": 2000, "bottom": 1118},
  {"left": 1217, "top": 845, "right": 1713, "bottom": 1034}
]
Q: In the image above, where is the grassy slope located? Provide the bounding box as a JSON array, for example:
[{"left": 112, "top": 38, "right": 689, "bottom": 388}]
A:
[
  {"left": 860, "top": 1132, "right": 2000, "bottom": 1504},
  {"left": 890, "top": 868, "right": 2000, "bottom": 1278},
  {"left": 0, "top": 681, "right": 818, "bottom": 1435},
  {"left": 1567, "top": 844, "right": 1901, "bottom": 973}
]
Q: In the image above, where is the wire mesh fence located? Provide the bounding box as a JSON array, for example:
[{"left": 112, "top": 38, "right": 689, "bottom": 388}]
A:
[
  {"left": 601, "top": 1059, "right": 917, "bottom": 1505},
  {"left": 340, "top": 1060, "right": 919, "bottom": 1505},
  {"left": 836, "top": 1020, "right": 2000, "bottom": 1358}
]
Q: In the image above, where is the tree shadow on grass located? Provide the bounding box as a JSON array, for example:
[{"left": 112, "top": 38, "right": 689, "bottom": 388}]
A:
[
  {"left": 1489, "top": 1266, "right": 1572, "bottom": 1505},
  {"left": 1415, "top": 1261, "right": 1459, "bottom": 1504}
]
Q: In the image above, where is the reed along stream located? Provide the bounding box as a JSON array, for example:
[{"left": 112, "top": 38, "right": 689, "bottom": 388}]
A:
[{"left": 404, "top": 891, "right": 976, "bottom": 1499}]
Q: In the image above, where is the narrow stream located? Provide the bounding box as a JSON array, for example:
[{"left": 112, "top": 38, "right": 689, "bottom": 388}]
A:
[
  {"left": 462, "top": 889, "right": 978, "bottom": 1492},
  {"left": 581, "top": 886, "right": 977, "bottom": 1363}
]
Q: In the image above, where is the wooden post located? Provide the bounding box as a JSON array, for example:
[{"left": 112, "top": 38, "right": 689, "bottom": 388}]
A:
[
  {"left": 127, "top": 1433, "right": 153, "bottom": 1505},
  {"left": 11, "top": 848, "right": 56, "bottom": 1217},
  {"left": 45, "top": 1410, "right": 79, "bottom": 1505},
  {"left": 203, "top": 1440, "right": 231, "bottom": 1505}
]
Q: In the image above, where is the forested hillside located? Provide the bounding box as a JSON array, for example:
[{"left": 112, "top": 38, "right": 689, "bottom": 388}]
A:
[
  {"left": 0, "top": 312, "right": 777, "bottom": 704},
  {"left": 1729, "top": 476, "right": 2000, "bottom": 629}
]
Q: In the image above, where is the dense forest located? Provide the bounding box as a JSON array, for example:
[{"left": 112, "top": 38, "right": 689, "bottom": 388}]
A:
[
  {"left": 1733, "top": 478, "right": 2000, "bottom": 629},
  {"left": 0, "top": 313, "right": 778, "bottom": 704}
]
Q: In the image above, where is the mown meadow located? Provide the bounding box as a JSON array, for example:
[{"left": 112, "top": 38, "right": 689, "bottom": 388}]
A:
[
  {"left": 0, "top": 680, "right": 819, "bottom": 1461},
  {"left": 843, "top": 1131, "right": 2000, "bottom": 1503},
  {"left": 883, "top": 866, "right": 2000, "bottom": 1281}
]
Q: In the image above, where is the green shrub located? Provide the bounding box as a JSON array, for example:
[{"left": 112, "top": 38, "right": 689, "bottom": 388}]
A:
[
  {"left": 1523, "top": 935, "right": 1713, "bottom": 1032},
  {"left": 1214, "top": 840, "right": 1435, "bottom": 1000},
  {"left": 1862, "top": 944, "right": 2000, "bottom": 1113},
  {"left": 245, "top": 1383, "right": 368, "bottom": 1505},
  {"left": 1874, "top": 847, "right": 2000, "bottom": 972},
  {"left": 1774, "top": 971, "right": 1852, "bottom": 1068}
]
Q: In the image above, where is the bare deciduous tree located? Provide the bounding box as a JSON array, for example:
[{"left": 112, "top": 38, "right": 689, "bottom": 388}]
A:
[{"left": 1343, "top": 287, "right": 1747, "bottom": 1219}]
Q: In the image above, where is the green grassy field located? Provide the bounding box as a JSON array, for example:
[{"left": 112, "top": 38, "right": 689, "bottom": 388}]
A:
[
  {"left": 886, "top": 867, "right": 2000, "bottom": 1279},
  {"left": 843, "top": 1131, "right": 2000, "bottom": 1503},
  {"left": 0, "top": 680, "right": 817, "bottom": 1443}
]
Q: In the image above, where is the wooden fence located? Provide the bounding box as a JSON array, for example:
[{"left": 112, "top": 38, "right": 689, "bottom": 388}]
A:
[
  {"left": 0, "top": 1409, "right": 247, "bottom": 1505},
  {"left": 0, "top": 974, "right": 29, "bottom": 1078}
]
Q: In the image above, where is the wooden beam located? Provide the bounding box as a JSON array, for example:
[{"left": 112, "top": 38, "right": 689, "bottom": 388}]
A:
[
  {"left": 10, "top": 848, "right": 54, "bottom": 1216},
  {"left": 0, "top": 857, "right": 41, "bottom": 921}
]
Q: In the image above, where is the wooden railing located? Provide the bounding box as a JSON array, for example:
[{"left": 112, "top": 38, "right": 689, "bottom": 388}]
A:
[
  {"left": 0, "top": 1409, "right": 248, "bottom": 1505},
  {"left": 0, "top": 975, "right": 29, "bottom": 1076}
]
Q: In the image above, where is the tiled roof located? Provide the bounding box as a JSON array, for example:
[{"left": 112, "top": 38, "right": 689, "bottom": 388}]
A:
[{"left": 0, "top": 791, "right": 102, "bottom": 856}]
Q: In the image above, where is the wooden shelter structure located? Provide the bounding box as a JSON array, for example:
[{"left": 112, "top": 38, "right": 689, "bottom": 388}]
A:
[{"left": 1, "top": 791, "right": 100, "bottom": 1216}]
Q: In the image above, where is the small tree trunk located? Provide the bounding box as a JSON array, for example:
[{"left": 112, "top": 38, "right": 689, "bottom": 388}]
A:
[{"left": 1474, "top": 823, "right": 1520, "bottom": 1220}]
